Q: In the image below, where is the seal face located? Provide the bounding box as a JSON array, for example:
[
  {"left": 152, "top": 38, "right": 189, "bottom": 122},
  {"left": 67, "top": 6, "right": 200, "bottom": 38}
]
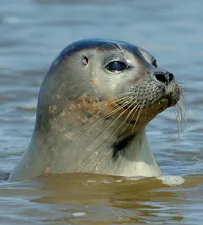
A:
[{"left": 9, "top": 39, "right": 182, "bottom": 181}]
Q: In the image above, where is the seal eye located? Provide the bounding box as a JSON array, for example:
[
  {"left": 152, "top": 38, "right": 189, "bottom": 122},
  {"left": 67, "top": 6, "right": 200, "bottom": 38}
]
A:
[
  {"left": 152, "top": 59, "right": 157, "bottom": 68},
  {"left": 106, "top": 61, "right": 127, "bottom": 72}
]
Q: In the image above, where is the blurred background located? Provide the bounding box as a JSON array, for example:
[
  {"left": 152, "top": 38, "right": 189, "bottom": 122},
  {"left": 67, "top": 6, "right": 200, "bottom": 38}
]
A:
[{"left": 0, "top": 0, "right": 203, "bottom": 224}]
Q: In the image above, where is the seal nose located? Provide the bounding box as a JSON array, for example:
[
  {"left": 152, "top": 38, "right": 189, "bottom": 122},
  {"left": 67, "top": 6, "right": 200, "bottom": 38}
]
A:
[{"left": 154, "top": 72, "right": 174, "bottom": 85}]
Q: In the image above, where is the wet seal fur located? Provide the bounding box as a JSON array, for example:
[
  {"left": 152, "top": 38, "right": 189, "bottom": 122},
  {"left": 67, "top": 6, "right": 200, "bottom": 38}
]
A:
[{"left": 9, "top": 39, "right": 181, "bottom": 181}]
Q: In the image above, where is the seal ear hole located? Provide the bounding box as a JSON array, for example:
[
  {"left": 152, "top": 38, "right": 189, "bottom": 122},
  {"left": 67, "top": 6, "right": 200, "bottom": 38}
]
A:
[{"left": 82, "top": 56, "right": 88, "bottom": 66}]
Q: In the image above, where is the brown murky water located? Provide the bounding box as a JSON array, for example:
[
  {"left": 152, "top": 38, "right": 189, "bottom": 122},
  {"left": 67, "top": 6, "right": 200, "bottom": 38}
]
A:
[{"left": 0, "top": 0, "right": 203, "bottom": 224}]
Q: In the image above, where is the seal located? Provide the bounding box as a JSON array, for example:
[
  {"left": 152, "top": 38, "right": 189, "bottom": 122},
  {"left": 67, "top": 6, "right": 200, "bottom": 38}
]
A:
[{"left": 9, "top": 38, "right": 181, "bottom": 181}]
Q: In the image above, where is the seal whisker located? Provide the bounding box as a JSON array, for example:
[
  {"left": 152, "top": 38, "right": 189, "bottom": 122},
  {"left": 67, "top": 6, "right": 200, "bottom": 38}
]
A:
[
  {"left": 84, "top": 92, "right": 135, "bottom": 131},
  {"left": 132, "top": 99, "right": 146, "bottom": 132},
  {"left": 90, "top": 95, "right": 131, "bottom": 119},
  {"left": 111, "top": 97, "right": 134, "bottom": 105},
  {"left": 108, "top": 42, "right": 125, "bottom": 55},
  {"left": 126, "top": 98, "right": 144, "bottom": 131},
  {"left": 85, "top": 98, "right": 132, "bottom": 135},
  {"left": 177, "top": 81, "right": 186, "bottom": 94},
  {"left": 111, "top": 98, "right": 143, "bottom": 139},
  {"left": 116, "top": 42, "right": 125, "bottom": 54},
  {"left": 116, "top": 92, "right": 135, "bottom": 97},
  {"left": 98, "top": 99, "right": 137, "bottom": 139},
  {"left": 122, "top": 98, "right": 144, "bottom": 132},
  {"left": 177, "top": 91, "right": 187, "bottom": 122},
  {"left": 103, "top": 98, "right": 142, "bottom": 144},
  {"left": 173, "top": 96, "right": 187, "bottom": 138},
  {"left": 108, "top": 42, "right": 120, "bottom": 51},
  {"left": 180, "top": 92, "right": 187, "bottom": 109},
  {"left": 173, "top": 105, "right": 182, "bottom": 139},
  {"left": 111, "top": 95, "right": 133, "bottom": 103},
  {"left": 180, "top": 86, "right": 186, "bottom": 92},
  {"left": 95, "top": 96, "right": 132, "bottom": 120},
  {"left": 85, "top": 92, "right": 138, "bottom": 135}
]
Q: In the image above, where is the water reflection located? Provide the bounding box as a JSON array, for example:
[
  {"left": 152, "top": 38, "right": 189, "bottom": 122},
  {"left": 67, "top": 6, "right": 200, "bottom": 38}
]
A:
[{"left": 0, "top": 175, "right": 182, "bottom": 223}]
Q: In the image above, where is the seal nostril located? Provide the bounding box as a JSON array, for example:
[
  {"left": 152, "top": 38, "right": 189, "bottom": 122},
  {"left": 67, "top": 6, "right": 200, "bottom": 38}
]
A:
[
  {"left": 168, "top": 73, "right": 174, "bottom": 82},
  {"left": 154, "top": 73, "right": 167, "bottom": 84}
]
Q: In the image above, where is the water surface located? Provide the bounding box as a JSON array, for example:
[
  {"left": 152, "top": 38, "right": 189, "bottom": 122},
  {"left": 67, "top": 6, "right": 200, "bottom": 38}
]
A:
[{"left": 0, "top": 0, "right": 203, "bottom": 224}]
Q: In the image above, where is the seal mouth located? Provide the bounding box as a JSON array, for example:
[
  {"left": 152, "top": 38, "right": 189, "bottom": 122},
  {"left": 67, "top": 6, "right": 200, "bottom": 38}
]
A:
[
  {"left": 166, "top": 95, "right": 175, "bottom": 107},
  {"left": 159, "top": 95, "right": 176, "bottom": 108}
]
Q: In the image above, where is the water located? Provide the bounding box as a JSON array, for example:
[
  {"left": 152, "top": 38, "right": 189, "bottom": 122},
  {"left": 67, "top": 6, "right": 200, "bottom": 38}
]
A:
[{"left": 0, "top": 0, "right": 203, "bottom": 224}]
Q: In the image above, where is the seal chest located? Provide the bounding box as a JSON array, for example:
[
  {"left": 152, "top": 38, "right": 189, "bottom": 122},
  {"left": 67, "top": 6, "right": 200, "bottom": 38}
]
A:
[{"left": 9, "top": 38, "right": 182, "bottom": 181}]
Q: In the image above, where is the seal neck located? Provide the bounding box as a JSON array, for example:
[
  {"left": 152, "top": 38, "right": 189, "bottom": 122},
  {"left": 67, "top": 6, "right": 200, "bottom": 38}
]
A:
[
  {"left": 107, "top": 129, "right": 162, "bottom": 177},
  {"left": 48, "top": 117, "right": 162, "bottom": 177},
  {"left": 9, "top": 114, "right": 162, "bottom": 181}
]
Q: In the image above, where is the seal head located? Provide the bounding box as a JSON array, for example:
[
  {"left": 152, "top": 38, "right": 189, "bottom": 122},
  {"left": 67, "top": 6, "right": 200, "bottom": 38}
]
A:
[{"left": 9, "top": 39, "right": 181, "bottom": 181}]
